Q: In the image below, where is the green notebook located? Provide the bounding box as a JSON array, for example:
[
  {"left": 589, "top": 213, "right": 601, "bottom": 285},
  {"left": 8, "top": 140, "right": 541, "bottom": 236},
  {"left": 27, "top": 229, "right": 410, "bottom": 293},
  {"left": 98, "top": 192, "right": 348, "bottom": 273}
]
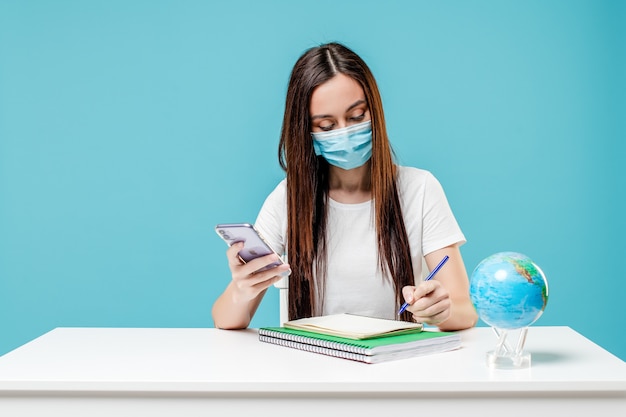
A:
[{"left": 258, "top": 326, "right": 461, "bottom": 364}]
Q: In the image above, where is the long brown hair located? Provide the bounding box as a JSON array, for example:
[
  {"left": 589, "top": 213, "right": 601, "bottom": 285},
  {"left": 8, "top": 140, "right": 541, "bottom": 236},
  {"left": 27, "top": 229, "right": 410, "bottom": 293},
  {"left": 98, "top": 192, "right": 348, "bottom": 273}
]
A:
[{"left": 278, "top": 42, "right": 414, "bottom": 321}]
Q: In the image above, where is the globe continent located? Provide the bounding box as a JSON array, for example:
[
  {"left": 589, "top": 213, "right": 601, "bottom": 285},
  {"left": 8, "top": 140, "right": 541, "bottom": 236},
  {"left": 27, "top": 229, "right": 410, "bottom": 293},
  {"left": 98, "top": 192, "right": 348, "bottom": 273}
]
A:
[{"left": 470, "top": 252, "right": 548, "bottom": 329}]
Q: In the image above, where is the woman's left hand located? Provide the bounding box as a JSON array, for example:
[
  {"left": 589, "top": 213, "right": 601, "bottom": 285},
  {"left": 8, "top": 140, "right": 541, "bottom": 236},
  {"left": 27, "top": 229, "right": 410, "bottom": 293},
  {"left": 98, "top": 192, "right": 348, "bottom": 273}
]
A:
[{"left": 401, "top": 280, "right": 451, "bottom": 325}]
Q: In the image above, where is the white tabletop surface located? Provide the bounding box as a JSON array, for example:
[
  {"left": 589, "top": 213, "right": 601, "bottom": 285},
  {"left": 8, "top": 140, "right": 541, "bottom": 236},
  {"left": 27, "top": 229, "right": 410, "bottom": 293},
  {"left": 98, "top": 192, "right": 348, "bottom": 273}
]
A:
[{"left": 0, "top": 326, "right": 624, "bottom": 395}]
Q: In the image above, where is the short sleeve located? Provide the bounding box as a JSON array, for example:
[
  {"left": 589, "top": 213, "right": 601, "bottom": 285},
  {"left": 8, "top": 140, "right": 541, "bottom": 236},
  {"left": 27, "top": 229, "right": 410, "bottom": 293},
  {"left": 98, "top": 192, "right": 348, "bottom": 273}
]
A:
[
  {"left": 421, "top": 171, "right": 466, "bottom": 255},
  {"left": 254, "top": 179, "right": 288, "bottom": 258}
]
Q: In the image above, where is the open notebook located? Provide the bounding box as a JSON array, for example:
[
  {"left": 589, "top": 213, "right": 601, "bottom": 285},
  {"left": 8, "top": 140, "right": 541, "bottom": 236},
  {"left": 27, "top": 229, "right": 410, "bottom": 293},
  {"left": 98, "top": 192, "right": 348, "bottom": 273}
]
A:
[{"left": 283, "top": 313, "right": 423, "bottom": 339}]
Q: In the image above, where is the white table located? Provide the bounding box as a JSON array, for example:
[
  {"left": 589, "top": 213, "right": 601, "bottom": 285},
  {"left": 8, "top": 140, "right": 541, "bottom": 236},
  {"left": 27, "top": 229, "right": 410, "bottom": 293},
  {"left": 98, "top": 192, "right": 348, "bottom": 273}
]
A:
[{"left": 0, "top": 326, "right": 624, "bottom": 416}]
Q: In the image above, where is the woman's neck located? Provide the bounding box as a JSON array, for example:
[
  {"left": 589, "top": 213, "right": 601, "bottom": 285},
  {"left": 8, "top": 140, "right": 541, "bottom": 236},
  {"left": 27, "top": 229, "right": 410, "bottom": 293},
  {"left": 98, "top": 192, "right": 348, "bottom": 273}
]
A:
[{"left": 327, "top": 161, "right": 372, "bottom": 204}]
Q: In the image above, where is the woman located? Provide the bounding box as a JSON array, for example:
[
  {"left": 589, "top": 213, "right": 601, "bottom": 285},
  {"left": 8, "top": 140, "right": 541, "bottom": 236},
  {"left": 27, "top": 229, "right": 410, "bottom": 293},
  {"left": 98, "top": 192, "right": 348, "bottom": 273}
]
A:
[{"left": 212, "top": 42, "right": 478, "bottom": 331}]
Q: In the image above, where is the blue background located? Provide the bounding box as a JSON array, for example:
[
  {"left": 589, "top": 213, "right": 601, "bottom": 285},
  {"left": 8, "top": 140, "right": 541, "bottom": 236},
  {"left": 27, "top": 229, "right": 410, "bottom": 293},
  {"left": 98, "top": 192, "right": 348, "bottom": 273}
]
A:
[{"left": 1, "top": 1, "right": 624, "bottom": 360}]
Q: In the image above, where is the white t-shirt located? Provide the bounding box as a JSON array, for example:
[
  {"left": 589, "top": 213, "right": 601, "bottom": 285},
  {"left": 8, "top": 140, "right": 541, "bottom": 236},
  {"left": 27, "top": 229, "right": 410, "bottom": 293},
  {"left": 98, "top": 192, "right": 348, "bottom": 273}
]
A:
[{"left": 254, "top": 166, "right": 466, "bottom": 320}]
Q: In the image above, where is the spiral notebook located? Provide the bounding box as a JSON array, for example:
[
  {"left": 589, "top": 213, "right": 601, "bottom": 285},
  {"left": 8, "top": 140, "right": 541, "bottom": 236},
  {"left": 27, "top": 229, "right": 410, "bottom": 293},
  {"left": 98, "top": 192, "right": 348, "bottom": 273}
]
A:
[{"left": 259, "top": 314, "right": 461, "bottom": 364}]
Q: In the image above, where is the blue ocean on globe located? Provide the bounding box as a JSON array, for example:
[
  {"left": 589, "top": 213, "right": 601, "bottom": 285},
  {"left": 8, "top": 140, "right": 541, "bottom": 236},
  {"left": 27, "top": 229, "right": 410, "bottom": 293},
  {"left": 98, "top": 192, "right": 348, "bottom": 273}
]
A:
[{"left": 470, "top": 252, "right": 548, "bottom": 330}]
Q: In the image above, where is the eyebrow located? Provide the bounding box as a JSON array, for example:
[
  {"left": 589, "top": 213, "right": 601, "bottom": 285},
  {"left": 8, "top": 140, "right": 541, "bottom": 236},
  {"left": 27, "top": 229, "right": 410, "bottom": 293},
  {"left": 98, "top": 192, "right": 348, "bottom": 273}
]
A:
[{"left": 311, "top": 99, "right": 367, "bottom": 120}]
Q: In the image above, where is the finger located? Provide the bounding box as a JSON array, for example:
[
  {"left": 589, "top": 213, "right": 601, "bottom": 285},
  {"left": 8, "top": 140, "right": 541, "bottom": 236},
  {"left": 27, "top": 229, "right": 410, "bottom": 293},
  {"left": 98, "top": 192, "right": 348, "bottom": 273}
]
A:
[
  {"left": 234, "top": 262, "right": 291, "bottom": 286},
  {"left": 413, "top": 306, "right": 451, "bottom": 325},
  {"left": 232, "top": 274, "right": 279, "bottom": 302},
  {"left": 413, "top": 312, "right": 449, "bottom": 325},
  {"left": 251, "top": 273, "right": 288, "bottom": 290},
  {"left": 234, "top": 268, "right": 290, "bottom": 299},
  {"left": 411, "top": 299, "right": 451, "bottom": 323},
  {"left": 239, "top": 273, "right": 280, "bottom": 291},
  {"left": 412, "top": 280, "right": 438, "bottom": 299},
  {"left": 401, "top": 286, "right": 416, "bottom": 304},
  {"left": 226, "top": 242, "right": 245, "bottom": 267},
  {"left": 244, "top": 253, "right": 283, "bottom": 273},
  {"left": 410, "top": 289, "right": 450, "bottom": 314}
]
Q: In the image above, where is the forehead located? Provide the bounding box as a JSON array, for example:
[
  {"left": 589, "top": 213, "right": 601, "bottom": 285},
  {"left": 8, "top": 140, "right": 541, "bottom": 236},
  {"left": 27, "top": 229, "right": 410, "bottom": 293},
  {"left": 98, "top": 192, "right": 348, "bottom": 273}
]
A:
[{"left": 310, "top": 73, "right": 365, "bottom": 116}]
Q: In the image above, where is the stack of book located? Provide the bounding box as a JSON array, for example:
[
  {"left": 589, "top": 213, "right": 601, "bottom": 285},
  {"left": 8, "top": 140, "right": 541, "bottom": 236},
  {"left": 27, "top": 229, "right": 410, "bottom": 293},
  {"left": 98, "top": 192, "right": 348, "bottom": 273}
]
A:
[{"left": 258, "top": 313, "right": 462, "bottom": 364}]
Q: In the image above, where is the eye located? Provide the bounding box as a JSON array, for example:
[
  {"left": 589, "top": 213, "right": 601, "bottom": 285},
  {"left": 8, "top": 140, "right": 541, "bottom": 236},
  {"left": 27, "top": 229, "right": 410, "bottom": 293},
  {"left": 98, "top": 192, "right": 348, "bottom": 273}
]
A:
[
  {"left": 349, "top": 113, "right": 366, "bottom": 122},
  {"left": 318, "top": 123, "right": 335, "bottom": 132}
]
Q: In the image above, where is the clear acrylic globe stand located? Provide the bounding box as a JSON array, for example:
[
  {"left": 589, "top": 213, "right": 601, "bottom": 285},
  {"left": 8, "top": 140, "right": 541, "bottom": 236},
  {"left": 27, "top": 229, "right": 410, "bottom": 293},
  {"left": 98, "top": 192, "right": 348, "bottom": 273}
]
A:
[{"left": 487, "top": 327, "right": 531, "bottom": 369}]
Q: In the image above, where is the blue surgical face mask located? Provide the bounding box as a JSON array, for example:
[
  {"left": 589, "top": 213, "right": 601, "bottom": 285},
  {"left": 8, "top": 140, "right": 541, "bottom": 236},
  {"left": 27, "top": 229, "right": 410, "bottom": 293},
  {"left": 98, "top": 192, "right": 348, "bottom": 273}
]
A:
[{"left": 311, "top": 120, "right": 372, "bottom": 170}]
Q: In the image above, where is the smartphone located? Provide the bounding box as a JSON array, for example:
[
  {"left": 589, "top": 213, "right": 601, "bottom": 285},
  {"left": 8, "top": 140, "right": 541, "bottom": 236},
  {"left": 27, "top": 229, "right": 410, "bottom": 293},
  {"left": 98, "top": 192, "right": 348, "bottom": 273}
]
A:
[{"left": 215, "top": 223, "right": 285, "bottom": 273}]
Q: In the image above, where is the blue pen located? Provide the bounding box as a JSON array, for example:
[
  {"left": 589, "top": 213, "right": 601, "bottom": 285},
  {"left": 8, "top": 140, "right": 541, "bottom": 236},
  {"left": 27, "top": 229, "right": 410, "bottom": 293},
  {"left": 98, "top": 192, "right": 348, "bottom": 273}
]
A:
[{"left": 398, "top": 255, "right": 450, "bottom": 315}]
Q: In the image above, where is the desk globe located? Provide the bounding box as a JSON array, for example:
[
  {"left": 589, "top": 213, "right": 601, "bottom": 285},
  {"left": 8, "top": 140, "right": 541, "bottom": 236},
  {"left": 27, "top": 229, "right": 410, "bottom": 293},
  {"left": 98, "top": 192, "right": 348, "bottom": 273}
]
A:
[{"left": 469, "top": 252, "right": 549, "bottom": 369}]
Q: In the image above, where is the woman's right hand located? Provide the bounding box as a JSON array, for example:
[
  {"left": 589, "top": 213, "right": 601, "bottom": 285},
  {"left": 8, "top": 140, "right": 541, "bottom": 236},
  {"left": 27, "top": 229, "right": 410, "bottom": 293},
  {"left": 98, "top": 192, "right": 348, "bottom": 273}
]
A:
[{"left": 226, "top": 242, "right": 291, "bottom": 303}]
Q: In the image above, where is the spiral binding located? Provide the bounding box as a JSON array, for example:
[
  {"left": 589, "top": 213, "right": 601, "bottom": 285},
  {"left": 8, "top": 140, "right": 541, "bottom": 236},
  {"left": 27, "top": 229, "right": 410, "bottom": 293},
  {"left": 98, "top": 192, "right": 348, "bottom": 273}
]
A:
[
  {"left": 259, "top": 334, "right": 369, "bottom": 363},
  {"left": 258, "top": 328, "right": 369, "bottom": 354}
]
